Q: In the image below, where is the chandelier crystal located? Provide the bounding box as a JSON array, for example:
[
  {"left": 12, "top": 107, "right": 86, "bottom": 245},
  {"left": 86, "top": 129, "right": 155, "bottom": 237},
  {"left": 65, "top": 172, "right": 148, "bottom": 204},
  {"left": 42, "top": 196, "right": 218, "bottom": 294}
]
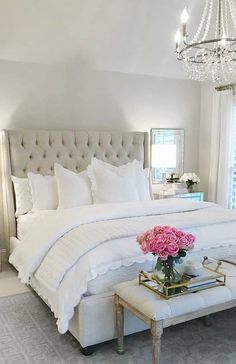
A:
[{"left": 175, "top": 0, "right": 236, "bottom": 83}]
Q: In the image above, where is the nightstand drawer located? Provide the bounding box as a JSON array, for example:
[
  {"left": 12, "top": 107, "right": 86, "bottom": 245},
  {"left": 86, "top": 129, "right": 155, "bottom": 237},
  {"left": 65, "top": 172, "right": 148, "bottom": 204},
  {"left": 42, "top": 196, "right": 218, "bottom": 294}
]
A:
[
  {"left": 175, "top": 192, "right": 204, "bottom": 201},
  {"left": 153, "top": 192, "right": 204, "bottom": 201}
]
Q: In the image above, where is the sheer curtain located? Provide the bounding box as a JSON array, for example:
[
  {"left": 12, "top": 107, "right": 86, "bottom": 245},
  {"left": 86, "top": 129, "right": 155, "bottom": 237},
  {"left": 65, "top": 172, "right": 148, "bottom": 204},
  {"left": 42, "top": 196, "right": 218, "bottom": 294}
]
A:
[{"left": 208, "top": 88, "right": 234, "bottom": 208}]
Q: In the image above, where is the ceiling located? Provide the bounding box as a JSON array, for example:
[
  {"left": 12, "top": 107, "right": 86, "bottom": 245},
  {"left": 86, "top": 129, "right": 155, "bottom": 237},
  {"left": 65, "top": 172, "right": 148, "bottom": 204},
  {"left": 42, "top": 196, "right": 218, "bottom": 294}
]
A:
[{"left": 0, "top": 0, "right": 204, "bottom": 78}]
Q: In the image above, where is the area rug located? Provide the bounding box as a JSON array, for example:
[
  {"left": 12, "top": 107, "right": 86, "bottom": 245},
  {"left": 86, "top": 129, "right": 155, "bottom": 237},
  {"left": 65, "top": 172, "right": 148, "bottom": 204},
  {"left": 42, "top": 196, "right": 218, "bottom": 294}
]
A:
[{"left": 0, "top": 292, "right": 236, "bottom": 364}]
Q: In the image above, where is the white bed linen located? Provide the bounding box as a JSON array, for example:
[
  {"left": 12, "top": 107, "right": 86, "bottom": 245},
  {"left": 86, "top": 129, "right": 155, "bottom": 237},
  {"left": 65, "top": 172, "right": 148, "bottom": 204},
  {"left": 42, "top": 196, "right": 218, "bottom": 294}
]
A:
[
  {"left": 9, "top": 199, "right": 236, "bottom": 334},
  {"left": 16, "top": 211, "right": 58, "bottom": 240}
]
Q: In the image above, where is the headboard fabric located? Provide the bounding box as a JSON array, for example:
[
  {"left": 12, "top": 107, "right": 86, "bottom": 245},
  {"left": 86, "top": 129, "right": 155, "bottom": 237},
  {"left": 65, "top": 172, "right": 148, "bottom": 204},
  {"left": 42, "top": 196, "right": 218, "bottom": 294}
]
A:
[{"left": 1, "top": 129, "right": 149, "bottom": 241}]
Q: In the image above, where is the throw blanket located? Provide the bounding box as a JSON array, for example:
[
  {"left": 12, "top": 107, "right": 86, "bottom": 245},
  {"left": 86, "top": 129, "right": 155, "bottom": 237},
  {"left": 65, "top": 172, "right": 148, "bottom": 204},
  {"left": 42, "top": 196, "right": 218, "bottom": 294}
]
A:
[{"left": 9, "top": 199, "right": 236, "bottom": 333}]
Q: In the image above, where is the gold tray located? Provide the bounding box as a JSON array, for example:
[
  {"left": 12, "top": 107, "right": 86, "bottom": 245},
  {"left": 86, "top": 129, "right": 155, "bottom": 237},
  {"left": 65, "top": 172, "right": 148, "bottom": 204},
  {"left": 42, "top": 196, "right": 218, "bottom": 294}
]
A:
[{"left": 139, "top": 258, "right": 226, "bottom": 299}]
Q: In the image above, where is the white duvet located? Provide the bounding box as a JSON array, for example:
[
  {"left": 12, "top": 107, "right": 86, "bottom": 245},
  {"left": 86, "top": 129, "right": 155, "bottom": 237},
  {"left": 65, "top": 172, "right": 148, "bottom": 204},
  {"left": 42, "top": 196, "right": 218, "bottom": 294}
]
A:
[{"left": 9, "top": 199, "right": 236, "bottom": 333}]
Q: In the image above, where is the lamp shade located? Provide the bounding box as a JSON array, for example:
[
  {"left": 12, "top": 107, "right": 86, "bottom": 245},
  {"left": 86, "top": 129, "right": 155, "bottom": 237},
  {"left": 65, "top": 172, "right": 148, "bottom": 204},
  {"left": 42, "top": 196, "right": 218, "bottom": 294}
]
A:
[{"left": 152, "top": 144, "right": 177, "bottom": 169}]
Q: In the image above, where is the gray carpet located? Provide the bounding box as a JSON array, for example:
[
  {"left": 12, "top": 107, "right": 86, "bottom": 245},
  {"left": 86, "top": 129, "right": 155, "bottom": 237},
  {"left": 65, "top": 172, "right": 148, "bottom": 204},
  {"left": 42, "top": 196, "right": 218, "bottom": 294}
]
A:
[{"left": 0, "top": 292, "right": 236, "bottom": 364}]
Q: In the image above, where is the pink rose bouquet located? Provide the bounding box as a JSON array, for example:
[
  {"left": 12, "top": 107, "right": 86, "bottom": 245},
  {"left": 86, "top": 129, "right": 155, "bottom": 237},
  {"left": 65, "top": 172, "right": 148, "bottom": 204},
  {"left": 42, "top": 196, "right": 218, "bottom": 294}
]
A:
[
  {"left": 137, "top": 226, "right": 195, "bottom": 284},
  {"left": 137, "top": 225, "right": 195, "bottom": 260}
]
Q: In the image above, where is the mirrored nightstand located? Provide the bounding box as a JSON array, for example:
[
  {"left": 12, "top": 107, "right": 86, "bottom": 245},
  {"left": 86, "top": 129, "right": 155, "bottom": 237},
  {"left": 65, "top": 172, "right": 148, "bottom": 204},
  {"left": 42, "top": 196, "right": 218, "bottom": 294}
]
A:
[{"left": 154, "top": 191, "right": 204, "bottom": 202}]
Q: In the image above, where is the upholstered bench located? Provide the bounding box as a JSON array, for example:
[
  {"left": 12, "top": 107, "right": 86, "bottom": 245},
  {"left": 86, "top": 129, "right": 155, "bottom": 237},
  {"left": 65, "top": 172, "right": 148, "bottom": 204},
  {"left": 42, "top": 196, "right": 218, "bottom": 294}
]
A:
[{"left": 114, "top": 262, "right": 236, "bottom": 364}]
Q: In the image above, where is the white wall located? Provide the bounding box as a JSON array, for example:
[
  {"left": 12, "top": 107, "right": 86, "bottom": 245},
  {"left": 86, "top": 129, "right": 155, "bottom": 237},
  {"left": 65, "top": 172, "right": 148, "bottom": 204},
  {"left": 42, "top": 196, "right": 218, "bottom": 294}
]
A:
[{"left": 0, "top": 61, "right": 201, "bottom": 171}]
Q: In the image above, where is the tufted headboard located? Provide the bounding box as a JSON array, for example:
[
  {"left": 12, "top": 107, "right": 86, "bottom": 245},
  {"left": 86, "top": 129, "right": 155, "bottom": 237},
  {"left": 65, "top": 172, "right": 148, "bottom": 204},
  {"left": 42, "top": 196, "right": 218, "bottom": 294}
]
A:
[{"left": 1, "top": 129, "right": 149, "bottom": 241}]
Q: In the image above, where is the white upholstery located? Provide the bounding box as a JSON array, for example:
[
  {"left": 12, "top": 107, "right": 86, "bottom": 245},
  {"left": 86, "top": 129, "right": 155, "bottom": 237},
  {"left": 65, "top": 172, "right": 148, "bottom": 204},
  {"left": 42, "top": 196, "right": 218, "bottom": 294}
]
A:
[
  {"left": 114, "top": 273, "right": 236, "bottom": 322},
  {"left": 69, "top": 291, "right": 148, "bottom": 347},
  {"left": 1, "top": 129, "right": 149, "bottom": 241}
]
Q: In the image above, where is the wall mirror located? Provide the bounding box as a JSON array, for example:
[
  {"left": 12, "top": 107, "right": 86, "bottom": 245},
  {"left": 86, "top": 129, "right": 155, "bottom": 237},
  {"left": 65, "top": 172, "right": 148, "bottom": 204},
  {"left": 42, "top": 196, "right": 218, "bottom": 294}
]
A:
[{"left": 151, "top": 128, "right": 184, "bottom": 183}]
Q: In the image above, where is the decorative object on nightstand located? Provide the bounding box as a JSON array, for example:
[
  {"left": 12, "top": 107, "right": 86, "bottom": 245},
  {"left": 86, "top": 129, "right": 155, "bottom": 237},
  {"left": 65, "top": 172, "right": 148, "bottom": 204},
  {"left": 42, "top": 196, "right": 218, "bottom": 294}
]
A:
[
  {"left": 0, "top": 241, "right": 6, "bottom": 272},
  {"left": 165, "top": 173, "right": 180, "bottom": 184},
  {"left": 180, "top": 173, "right": 200, "bottom": 193}
]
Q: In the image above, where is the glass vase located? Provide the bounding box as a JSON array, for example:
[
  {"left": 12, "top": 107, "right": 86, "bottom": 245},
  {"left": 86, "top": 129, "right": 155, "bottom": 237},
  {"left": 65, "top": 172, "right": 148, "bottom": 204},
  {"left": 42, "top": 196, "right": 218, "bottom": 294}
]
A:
[
  {"left": 152, "top": 256, "right": 182, "bottom": 293},
  {"left": 186, "top": 182, "right": 194, "bottom": 193}
]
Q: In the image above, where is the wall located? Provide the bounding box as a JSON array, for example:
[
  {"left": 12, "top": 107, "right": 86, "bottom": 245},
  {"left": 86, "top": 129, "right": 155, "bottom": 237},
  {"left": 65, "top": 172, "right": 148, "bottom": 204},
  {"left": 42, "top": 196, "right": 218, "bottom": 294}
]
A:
[{"left": 0, "top": 60, "right": 201, "bottom": 167}]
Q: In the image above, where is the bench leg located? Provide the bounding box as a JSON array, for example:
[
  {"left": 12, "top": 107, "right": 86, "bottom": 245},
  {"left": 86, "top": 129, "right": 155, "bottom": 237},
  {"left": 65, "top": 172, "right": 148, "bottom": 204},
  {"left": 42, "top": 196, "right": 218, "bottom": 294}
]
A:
[
  {"left": 115, "top": 294, "right": 124, "bottom": 355},
  {"left": 151, "top": 320, "right": 163, "bottom": 364}
]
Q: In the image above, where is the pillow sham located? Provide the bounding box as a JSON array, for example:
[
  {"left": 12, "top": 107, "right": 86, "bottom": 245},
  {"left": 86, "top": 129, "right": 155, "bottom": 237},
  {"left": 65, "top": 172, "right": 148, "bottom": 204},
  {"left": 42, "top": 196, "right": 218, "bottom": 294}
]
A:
[
  {"left": 54, "top": 163, "right": 92, "bottom": 209},
  {"left": 28, "top": 172, "right": 58, "bottom": 210},
  {"left": 88, "top": 158, "right": 151, "bottom": 201},
  {"left": 128, "top": 161, "right": 151, "bottom": 201},
  {"left": 11, "top": 176, "right": 33, "bottom": 217},
  {"left": 144, "top": 168, "right": 153, "bottom": 200},
  {"left": 87, "top": 158, "right": 140, "bottom": 204}
]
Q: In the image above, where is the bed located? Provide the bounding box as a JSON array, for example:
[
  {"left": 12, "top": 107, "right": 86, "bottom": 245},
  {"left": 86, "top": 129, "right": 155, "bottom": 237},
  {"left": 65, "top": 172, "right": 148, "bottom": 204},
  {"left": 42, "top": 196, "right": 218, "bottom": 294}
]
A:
[{"left": 2, "top": 129, "right": 236, "bottom": 354}]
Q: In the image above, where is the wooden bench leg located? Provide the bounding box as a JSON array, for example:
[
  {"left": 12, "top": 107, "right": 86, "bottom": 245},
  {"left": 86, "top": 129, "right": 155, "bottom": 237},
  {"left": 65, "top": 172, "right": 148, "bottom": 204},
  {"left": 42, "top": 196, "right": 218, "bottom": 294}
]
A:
[
  {"left": 151, "top": 320, "right": 163, "bottom": 364},
  {"left": 115, "top": 294, "right": 124, "bottom": 355}
]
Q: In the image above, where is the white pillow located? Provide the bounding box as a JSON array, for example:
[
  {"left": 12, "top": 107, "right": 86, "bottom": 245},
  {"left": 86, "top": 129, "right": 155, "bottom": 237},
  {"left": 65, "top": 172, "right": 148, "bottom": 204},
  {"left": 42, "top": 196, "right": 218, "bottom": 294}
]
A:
[
  {"left": 87, "top": 158, "right": 140, "bottom": 204},
  {"left": 88, "top": 158, "right": 151, "bottom": 201},
  {"left": 28, "top": 172, "right": 58, "bottom": 210},
  {"left": 128, "top": 161, "right": 151, "bottom": 201},
  {"left": 54, "top": 163, "right": 92, "bottom": 209},
  {"left": 12, "top": 176, "right": 33, "bottom": 217},
  {"left": 144, "top": 168, "right": 153, "bottom": 200}
]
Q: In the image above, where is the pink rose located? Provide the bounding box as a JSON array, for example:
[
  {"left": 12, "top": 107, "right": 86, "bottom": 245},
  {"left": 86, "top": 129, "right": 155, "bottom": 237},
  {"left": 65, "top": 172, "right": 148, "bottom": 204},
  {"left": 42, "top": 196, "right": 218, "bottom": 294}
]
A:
[
  {"left": 155, "top": 240, "right": 167, "bottom": 254},
  {"left": 175, "top": 230, "right": 185, "bottom": 238},
  {"left": 166, "top": 233, "right": 177, "bottom": 244},
  {"left": 166, "top": 242, "right": 179, "bottom": 257},
  {"left": 178, "top": 236, "right": 189, "bottom": 249},
  {"left": 140, "top": 240, "right": 150, "bottom": 254},
  {"left": 186, "top": 233, "right": 195, "bottom": 244}
]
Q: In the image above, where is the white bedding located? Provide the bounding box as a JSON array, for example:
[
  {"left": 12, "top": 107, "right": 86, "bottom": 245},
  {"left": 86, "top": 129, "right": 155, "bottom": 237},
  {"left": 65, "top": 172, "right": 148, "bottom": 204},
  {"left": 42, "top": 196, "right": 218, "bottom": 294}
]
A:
[
  {"left": 16, "top": 211, "right": 57, "bottom": 240},
  {"left": 15, "top": 211, "right": 153, "bottom": 296},
  {"left": 9, "top": 199, "right": 236, "bottom": 334}
]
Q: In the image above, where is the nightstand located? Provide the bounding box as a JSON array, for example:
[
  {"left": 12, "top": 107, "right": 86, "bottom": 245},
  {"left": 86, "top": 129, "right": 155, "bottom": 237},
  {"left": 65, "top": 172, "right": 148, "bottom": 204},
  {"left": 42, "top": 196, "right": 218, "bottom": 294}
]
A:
[
  {"left": 154, "top": 191, "right": 204, "bottom": 202},
  {"left": 0, "top": 242, "right": 6, "bottom": 272},
  {"left": 175, "top": 192, "right": 204, "bottom": 201}
]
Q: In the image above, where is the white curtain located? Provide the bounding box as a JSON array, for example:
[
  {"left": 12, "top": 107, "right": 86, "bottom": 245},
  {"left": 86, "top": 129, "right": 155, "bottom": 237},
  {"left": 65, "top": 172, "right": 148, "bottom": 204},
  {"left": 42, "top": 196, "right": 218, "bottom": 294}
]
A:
[{"left": 208, "top": 88, "right": 234, "bottom": 208}]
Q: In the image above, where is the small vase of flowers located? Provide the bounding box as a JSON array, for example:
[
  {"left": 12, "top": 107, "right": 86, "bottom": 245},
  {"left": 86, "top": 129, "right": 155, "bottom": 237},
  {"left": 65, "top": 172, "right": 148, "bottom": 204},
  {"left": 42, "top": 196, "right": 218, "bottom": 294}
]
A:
[
  {"left": 180, "top": 173, "right": 200, "bottom": 193},
  {"left": 137, "top": 226, "right": 195, "bottom": 290}
]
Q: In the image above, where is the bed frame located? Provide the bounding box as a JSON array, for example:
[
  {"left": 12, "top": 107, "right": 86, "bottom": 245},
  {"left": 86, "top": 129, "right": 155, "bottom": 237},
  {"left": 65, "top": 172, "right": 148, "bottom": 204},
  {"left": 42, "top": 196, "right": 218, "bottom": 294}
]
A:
[{"left": 1, "top": 129, "right": 150, "bottom": 353}]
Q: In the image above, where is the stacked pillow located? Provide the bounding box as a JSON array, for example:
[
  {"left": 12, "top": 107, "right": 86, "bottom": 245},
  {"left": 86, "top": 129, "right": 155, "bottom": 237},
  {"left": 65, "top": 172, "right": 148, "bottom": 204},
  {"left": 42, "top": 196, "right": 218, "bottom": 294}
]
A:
[
  {"left": 54, "top": 163, "right": 92, "bottom": 209},
  {"left": 87, "top": 158, "right": 151, "bottom": 204},
  {"left": 12, "top": 158, "right": 152, "bottom": 216}
]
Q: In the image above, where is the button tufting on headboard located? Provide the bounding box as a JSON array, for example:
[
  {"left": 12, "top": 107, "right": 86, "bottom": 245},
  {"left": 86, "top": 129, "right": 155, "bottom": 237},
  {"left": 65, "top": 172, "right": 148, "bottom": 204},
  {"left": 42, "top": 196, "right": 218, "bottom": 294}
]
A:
[{"left": 0, "top": 129, "right": 149, "bottom": 241}]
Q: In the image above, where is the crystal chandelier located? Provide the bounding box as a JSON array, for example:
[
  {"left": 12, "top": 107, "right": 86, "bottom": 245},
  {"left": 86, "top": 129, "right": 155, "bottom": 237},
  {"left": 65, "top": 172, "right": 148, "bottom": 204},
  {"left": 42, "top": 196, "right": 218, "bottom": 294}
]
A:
[{"left": 175, "top": 0, "right": 236, "bottom": 83}]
